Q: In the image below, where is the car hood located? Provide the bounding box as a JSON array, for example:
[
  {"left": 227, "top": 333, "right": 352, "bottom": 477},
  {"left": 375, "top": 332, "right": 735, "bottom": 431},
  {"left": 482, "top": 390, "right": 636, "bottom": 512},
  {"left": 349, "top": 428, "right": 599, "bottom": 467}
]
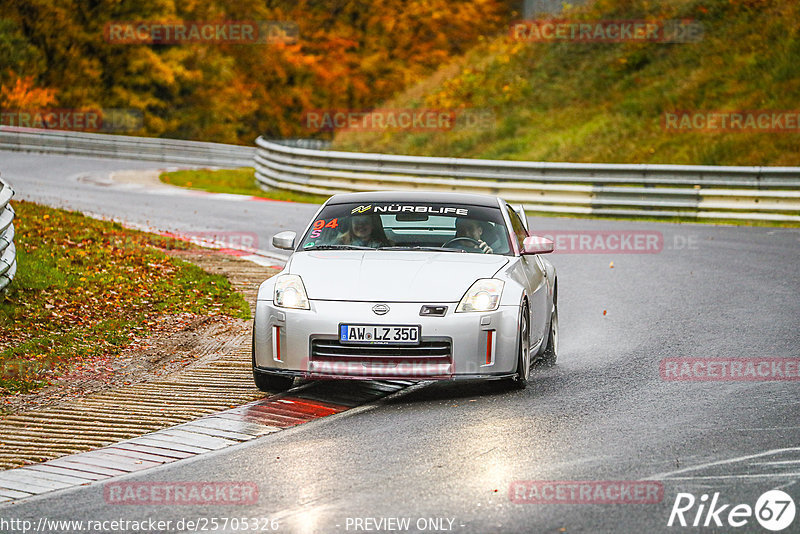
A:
[{"left": 288, "top": 251, "right": 509, "bottom": 302}]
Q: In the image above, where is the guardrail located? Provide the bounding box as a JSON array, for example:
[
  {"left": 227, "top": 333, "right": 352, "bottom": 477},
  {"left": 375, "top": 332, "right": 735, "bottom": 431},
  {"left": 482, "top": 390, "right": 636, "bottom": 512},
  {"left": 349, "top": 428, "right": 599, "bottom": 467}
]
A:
[
  {"left": 2, "top": 127, "right": 797, "bottom": 222},
  {"left": 0, "top": 127, "right": 254, "bottom": 167},
  {"left": 254, "top": 137, "right": 800, "bottom": 222},
  {"left": 0, "top": 175, "right": 16, "bottom": 295}
]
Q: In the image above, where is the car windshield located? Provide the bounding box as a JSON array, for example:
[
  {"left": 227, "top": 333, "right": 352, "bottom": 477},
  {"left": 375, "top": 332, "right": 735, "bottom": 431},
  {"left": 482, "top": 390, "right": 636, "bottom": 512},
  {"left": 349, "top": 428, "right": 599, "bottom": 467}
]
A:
[{"left": 298, "top": 202, "right": 512, "bottom": 255}]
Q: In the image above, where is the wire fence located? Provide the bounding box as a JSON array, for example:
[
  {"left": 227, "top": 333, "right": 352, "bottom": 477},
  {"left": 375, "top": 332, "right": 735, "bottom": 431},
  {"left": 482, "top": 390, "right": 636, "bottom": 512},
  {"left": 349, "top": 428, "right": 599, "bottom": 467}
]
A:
[{"left": 0, "top": 175, "right": 16, "bottom": 295}]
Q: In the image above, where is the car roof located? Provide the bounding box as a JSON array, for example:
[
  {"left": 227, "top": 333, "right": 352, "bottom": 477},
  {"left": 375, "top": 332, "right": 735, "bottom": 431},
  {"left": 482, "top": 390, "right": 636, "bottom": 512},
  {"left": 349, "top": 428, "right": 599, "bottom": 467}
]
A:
[{"left": 325, "top": 191, "right": 504, "bottom": 208}]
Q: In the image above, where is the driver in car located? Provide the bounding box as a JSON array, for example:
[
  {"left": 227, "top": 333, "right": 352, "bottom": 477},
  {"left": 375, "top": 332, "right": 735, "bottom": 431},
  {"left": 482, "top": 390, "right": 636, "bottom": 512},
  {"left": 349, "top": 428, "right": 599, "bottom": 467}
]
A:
[{"left": 454, "top": 218, "right": 493, "bottom": 254}]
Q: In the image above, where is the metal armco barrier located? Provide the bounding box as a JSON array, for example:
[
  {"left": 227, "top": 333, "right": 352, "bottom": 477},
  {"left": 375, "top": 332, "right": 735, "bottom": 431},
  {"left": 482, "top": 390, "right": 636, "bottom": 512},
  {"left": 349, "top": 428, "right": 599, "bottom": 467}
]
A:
[
  {"left": 0, "top": 175, "right": 16, "bottom": 294},
  {"left": 0, "top": 127, "right": 254, "bottom": 167},
  {"left": 254, "top": 137, "right": 800, "bottom": 222},
  {"left": 1, "top": 127, "right": 797, "bottom": 222}
]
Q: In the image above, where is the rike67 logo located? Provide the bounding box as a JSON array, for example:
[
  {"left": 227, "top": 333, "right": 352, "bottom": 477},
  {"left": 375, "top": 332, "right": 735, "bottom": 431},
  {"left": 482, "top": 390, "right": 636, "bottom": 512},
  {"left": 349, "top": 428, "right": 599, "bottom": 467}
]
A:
[{"left": 668, "top": 490, "right": 796, "bottom": 531}]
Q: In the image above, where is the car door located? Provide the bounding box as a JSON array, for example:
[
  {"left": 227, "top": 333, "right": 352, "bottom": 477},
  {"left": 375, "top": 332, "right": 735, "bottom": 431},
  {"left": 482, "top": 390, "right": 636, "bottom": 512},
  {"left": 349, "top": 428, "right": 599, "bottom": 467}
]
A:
[{"left": 506, "top": 204, "right": 548, "bottom": 347}]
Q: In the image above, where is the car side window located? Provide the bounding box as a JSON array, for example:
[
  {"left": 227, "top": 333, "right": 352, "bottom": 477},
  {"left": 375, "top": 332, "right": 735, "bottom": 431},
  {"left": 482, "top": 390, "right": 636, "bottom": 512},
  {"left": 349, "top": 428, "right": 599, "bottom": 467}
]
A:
[{"left": 506, "top": 204, "right": 528, "bottom": 249}]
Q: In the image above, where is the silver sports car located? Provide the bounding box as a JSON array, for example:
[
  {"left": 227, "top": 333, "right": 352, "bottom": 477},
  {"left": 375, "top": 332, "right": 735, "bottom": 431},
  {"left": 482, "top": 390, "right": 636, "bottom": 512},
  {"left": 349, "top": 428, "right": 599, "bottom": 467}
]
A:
[{"left": 252, "top": 191, "right": 558, "bottom": 390}]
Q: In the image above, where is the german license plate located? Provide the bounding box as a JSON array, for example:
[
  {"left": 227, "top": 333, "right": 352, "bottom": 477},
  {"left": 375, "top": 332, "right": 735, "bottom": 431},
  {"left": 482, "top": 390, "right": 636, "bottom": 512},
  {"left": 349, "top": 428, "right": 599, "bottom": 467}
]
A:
[{"left": 339, "top": 324, "right": 420, "bottom": 345}]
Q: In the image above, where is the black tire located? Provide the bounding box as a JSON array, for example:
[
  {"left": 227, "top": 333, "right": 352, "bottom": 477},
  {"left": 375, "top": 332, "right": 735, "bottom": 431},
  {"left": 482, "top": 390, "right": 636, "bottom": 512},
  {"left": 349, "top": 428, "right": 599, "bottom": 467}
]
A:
[
  {"left": 540, "top": 299, "right": 558, "bottom": 367},
  {"left": 509, "top": 304, "right": 531, "bottom": 389},
  {"left": 253, "top": 370, "right": 295, "bottom": 392}
]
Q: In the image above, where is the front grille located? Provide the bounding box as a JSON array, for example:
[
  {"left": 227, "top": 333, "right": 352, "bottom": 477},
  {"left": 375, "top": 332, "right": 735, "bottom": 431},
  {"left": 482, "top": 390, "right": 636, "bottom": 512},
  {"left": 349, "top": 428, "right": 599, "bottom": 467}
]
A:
[{"left": 310, "top": 338, "right": 451, "bottom": 365}]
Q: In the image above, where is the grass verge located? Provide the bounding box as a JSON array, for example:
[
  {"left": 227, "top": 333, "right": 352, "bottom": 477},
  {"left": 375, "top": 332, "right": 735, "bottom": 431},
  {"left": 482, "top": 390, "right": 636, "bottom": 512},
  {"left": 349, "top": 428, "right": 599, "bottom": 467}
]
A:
[
  {"left": 331, "top": 0, "right": 800, "bottom": 167},
  {"left": 0, "top": 201, "right": 251, "bottom": 396},
  {"left": 160, "top": 168, "right": 328, "bottom": 204}
]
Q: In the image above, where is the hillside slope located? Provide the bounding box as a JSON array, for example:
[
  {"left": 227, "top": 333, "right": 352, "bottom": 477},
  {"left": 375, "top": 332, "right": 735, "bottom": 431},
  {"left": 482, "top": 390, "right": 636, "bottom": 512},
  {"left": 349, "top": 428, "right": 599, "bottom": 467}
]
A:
[{"left": 332, "top": 0, "right": 800, "bottom": 166}]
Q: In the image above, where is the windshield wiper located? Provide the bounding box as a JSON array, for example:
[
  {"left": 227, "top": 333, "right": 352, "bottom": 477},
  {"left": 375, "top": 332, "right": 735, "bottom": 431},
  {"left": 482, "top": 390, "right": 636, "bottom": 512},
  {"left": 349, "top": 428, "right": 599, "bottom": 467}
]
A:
[
  {"left": 378, "top": 246, "right": 464, "bottom": 252},
  {"left": 304, "top": 244, "right": 375, "bottom": 251}
]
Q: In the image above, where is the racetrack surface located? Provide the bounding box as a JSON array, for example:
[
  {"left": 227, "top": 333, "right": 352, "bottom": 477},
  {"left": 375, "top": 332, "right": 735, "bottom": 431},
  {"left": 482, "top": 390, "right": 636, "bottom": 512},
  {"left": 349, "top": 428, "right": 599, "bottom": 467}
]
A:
[
  {"left": 0, "top": 151, "right": 318, "bottom": 258},
  {"left": 2, "top": 150, "right": 800, "bottom": 533}
]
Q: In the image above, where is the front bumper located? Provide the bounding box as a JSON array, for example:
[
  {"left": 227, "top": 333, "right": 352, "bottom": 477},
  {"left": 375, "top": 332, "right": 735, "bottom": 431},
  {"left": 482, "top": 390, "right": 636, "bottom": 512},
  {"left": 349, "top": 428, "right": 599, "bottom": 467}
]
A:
[{"left": 253, "top": 299, "right": 521, "bottom": 380}]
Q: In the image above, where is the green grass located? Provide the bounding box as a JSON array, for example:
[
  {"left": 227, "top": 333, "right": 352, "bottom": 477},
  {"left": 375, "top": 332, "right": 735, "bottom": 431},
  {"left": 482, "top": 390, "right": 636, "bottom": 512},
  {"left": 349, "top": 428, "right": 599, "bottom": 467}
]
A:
[
  {"left": 0, "top": 201, "right": 251, "bottom": 395},
  {"left": 331, "top": 0, "right": 800, "bottom": 167},
  {"left": 160, "top": 168, "right": 328, "bottom": 204}
]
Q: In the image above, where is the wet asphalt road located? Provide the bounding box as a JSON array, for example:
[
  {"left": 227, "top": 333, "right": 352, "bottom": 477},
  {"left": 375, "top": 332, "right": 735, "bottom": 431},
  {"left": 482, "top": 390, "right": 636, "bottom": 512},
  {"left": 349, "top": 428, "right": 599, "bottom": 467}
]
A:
[
  {"left": 0, "top": 151, "right": 319, "bottom": 256},
  {"left": 2, "top": 150, "right": 800, "bottom": 533}
]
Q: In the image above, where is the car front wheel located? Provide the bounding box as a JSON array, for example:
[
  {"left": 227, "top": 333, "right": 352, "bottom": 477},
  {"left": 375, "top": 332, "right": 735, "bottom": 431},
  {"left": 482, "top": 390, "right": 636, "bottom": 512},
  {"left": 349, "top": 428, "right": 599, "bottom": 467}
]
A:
[
  {"left": 540, "top": 299, "right": 558, "bottom": 367},
  {"left": 510, "top": 304, "right": 531, "bottom": 389}
]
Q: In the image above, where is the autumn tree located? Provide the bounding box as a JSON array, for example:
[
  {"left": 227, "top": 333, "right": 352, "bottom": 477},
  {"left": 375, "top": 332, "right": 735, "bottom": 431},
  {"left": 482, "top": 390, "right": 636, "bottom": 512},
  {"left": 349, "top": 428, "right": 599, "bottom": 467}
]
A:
[{"left": 0, "top": 0, "right": 519, "bottom": 143}]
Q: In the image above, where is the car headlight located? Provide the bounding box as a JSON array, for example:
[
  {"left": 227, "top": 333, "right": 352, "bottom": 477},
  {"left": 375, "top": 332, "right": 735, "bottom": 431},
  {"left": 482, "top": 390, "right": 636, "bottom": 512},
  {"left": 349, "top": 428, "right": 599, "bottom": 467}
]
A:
[
  {"left": 273, "top": 274, "right": 310, "bottom": 310},
  {"left": 456, "top": 279, "right": 504, "bottom": 312}
]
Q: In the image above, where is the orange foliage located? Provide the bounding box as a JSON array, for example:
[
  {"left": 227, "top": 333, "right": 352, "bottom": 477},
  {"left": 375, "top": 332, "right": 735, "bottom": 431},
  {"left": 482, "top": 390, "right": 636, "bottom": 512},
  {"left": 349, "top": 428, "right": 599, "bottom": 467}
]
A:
[
  {"left": 0, "top": 0, "right": 515, "bottom": 143},
  {"left": 0, "top": 75, "right": 58, "bottom": 109}
]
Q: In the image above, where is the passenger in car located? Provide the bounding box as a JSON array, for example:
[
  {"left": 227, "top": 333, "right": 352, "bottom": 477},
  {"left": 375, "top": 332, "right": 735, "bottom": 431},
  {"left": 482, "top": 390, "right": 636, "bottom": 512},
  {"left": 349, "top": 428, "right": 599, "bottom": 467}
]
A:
[{"left": 337, "top": 214, "right": 392, "bottom": 248}]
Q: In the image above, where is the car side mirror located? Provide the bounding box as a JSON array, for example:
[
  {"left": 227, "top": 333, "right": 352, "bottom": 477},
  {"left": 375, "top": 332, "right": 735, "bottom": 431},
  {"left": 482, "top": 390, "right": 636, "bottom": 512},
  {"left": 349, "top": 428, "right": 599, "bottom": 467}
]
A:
[
  {"left": 272, "top": 231, "right": 297, "bottom": 250},
  {"left": 522, "top": 235, "right": 554, "bottom": 255}
]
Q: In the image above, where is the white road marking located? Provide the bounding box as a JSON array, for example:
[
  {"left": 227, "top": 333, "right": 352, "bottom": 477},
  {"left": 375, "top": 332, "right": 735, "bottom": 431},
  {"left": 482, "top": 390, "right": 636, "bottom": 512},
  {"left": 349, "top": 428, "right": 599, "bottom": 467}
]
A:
[
  {"left": 774, "top": 479, "right": 800, "bottom": 492},
  {"left": 660, "top": 473, "right": 800, "bottom": 480},
  {"left": 751, "top": 459, "right": 800, "bottom": 466},
  {"left": 650, "top": 447, "right": 800, "bottom": 480}
]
